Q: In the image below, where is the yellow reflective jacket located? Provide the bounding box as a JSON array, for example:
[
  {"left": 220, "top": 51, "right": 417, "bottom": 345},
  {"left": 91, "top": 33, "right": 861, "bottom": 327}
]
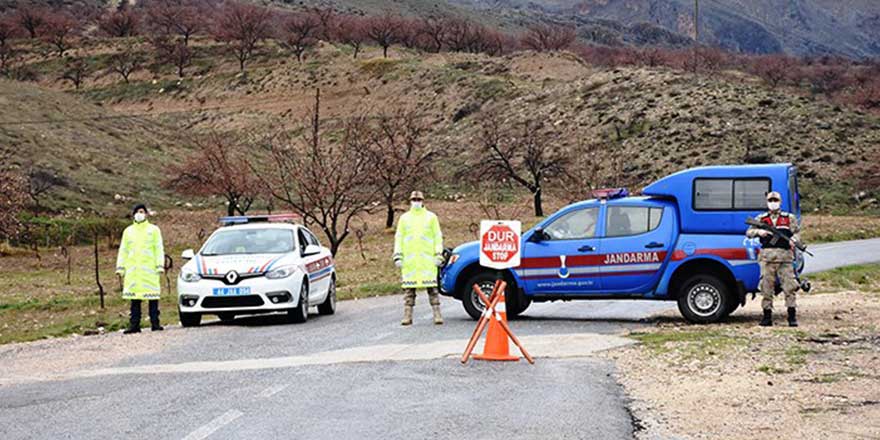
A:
[
  {"left": 116, "top": 221, "right": 165, "bottom": 300},
  {"left": 393, "top": 207, "right": 443, "bottom": 289}
]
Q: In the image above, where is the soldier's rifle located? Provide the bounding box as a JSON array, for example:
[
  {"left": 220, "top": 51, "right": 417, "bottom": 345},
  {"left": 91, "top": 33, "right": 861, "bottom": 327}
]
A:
[{"left": 745, "top": 217, "right": 813, "bottom": 257}]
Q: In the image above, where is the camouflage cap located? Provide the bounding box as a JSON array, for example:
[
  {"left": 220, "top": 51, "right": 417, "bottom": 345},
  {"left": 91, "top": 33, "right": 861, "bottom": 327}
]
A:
[
  {"left": 409, "top": 191, "right": 425, "bottom": 201},
  {"left": 766, "top": 191, "right": 782, "bottom": 201}
]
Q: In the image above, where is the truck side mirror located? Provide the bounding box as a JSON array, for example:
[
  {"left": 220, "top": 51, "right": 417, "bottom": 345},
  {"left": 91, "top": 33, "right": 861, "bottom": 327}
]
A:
[
  {"left": 181, "top": 249, "right": 195, "bottom": 260},
  {"left": 529, "top": 228, "right": 545, "bottom": 242}
]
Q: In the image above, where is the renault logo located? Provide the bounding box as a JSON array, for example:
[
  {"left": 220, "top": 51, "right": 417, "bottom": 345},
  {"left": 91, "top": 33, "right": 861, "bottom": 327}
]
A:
[{"left": 225, "top": 271, "right": 239, "bottom": 284}]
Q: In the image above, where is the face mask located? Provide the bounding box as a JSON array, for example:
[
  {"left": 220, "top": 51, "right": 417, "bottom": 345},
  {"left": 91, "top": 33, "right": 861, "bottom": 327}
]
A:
[
  {"left": 767, "top": 202, "right": 780, "bottom": 211},
  {"left": 134, "top": 212, "right": 146, "bottom": 223},
  {"left": 411, "top": 201, "right": 423, "bottom": 209}
]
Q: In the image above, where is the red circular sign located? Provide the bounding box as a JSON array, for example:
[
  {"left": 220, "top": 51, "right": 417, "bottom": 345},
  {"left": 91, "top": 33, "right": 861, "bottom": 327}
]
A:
[{"left": 481, "top": 224, "right": 519, "bottom": 263}]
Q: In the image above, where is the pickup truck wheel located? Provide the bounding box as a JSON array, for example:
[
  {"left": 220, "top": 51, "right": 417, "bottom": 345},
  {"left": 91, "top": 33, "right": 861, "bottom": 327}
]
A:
[
  {"left": 461, "top": 272, "right": 529, "bottom": 320},
  {"left": 677, "top": 274, "right": 729, "bottom": 324}
]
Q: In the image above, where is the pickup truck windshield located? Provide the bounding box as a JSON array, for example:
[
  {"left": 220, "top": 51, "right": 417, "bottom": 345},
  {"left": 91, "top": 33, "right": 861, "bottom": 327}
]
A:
[{"left": 201, "top": 229, "right": 295, "bottom": 255}]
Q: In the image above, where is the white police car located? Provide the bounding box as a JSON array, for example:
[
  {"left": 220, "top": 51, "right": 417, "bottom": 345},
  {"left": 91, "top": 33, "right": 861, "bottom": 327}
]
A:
[{"left": 177, "top": 214, "right": 336, "bottom": 327}]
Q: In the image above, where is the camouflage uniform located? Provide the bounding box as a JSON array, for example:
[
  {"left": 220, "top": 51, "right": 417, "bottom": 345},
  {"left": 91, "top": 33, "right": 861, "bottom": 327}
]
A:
[{"left": 746, "top": 210, "right": 801, "bottom": 311}]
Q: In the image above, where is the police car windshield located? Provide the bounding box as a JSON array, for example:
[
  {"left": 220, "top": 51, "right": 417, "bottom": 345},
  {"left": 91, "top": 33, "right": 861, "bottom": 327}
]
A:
[{"left": 201, "top": 229, "right": 294, "bottom": 256}]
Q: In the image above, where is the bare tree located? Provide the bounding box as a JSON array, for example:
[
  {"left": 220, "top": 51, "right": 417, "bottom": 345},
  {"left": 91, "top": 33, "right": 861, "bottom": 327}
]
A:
[
  {"left": 520, "top": 23, "right": 577, "bottom": 52},
  {"left": 24, "top": 165, "right": 64, "bottom": 211},
  {"left": 165, "top": 134, "right": 260, "bottom": 216},
  {"left": 280, "top": 12, "right": 319, "bottom": 63},
  {"left": 0, "top": 155, "right": 28, "bottom": 241},
  {"left": 365, "top": 14, "right": 401, "bottom": 58},
  {"left": 0, "top": 13, "right": 20, "bottom": 47},
  {"left": 212, "top": 1, "right": 273, "bottom": 72},
  {"left": 750, "top": 54, "right": 796, "bottom": 88},
  {"left": 257, "top": 89, "right": 377, "bottom": 256},
  {"left": 443, "top": 18, "right": 475, "bottom": 52},
  {"left": 152, "top": 35, "right": 192, "bottom": 78},
  {"left": 476, "top": 113, "right": 569, "bottom": 217},
  {"left": 42, "top": 11, "right": 79, "bottom": 57},
  {"left": 58, "top": 57, "right": 90, "bottom": 90},
  {"left": 335, "top": 15, "right": 366, "bottom": 59},
  {"left": 107, "top": 44, "right": 143, "bottom": 83},
  {"left": 420, "top": 16, "right": 448, "bottom": 53},
  {"left": 0, "top": 44, "right": 16, "bottom": 77},
  {"left": 311, "top": 7, "right": 335, "bottom": 41},
  {"left": 97, "top": 8, "right": 141, "bottom": 38},
  {"left": 16, "top": 6, "right": 48, "bottom": 39},
  {"left": 360, "top": 111, "right": 435, "bottom": 228},
  {"left": 146, "top": 0, "right": 204, "bottom": 46}
]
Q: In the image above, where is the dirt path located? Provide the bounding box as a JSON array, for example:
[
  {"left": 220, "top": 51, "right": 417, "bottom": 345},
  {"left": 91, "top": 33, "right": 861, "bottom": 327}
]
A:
[{"left": 606, "top": 292, "right": 880, "bottom": 439}]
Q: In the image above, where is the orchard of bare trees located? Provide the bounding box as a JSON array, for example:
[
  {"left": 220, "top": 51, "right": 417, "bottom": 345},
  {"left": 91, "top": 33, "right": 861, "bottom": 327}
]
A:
[{"left": 0, "top": 0, "right": 877, "bottom": 111}]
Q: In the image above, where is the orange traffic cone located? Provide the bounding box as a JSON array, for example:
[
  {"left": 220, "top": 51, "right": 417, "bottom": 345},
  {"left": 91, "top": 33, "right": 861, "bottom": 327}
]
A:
[{"left": 473, "top": 289, "right": 519, "bottom": 362}]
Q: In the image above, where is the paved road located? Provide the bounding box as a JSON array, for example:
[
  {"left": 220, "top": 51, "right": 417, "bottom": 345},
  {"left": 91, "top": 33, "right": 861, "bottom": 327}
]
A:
[
  {"left": 1, "top": 239, "right": 878, "bottom": 440},
  {"left": 802, "top": 238, "right": 880, "bottom": 274}
]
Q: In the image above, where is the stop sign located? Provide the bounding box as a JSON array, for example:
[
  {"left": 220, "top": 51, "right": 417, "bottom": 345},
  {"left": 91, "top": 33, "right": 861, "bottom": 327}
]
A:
[{"left": 479, "top": 220, "right": 522, "bottom": 269}]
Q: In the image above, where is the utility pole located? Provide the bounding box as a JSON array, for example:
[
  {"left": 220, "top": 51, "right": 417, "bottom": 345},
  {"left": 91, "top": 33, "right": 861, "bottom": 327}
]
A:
[{"left": 694, "top": 0, "right": 700, "bottom": 45}]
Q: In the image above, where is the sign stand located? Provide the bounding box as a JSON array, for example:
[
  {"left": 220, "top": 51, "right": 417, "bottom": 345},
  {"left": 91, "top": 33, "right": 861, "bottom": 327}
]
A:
[{"left": 461, "top": 220, "right": 533, "bottom": 364}]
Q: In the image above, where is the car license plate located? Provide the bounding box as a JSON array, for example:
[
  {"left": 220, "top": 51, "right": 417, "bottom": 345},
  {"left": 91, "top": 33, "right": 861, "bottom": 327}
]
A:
[{"left": 212, "top": 287, "right": 251, "bottom": 296}]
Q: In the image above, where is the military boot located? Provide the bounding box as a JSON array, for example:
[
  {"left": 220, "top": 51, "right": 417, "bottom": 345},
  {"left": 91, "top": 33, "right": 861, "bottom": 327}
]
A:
[
  {"left": 401, "top": 305, "right": 413, "bottom": 326},
  {"left": 787, "top": 307, "right": 798, "bottom": 327},
  {"left": 432, "top": 304, "right": 444, "bottom": 325},
  {"left": 759, "top": 309, "right": 773, "bottom": 327},
  {"left": 123, "top": 325, "right": 141, "bottom": 334}
]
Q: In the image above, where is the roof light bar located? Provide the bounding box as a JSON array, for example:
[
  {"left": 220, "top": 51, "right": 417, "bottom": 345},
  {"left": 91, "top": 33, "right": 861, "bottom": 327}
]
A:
[
  {"left": 219, "top": 213, "right": 299, "bottom": 226},
  {"left": 591, "top": 188, "right": 629, "bottom": 200}
]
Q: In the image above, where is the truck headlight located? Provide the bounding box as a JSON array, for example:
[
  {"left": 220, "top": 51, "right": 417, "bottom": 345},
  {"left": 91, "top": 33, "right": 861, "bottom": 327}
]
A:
[
  {"left": 180, "top": 270, "right": 201, "bottom": 283},
  {"left": 266, "top": 265, "right": 296, "bottom": 280}
]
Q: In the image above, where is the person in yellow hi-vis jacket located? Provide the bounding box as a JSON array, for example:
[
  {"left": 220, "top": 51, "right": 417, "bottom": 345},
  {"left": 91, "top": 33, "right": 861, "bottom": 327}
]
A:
[
  {"left": 393, "top": 191, "right": 444, "bottom": 326},
  {"left": 116, "top": 203, "right": 165, "bottom": 334}
]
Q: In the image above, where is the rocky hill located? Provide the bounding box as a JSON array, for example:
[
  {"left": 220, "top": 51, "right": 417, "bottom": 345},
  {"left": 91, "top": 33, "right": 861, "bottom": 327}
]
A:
[{"left": 455, "top": 0, "right": 880, "bottom": 58}]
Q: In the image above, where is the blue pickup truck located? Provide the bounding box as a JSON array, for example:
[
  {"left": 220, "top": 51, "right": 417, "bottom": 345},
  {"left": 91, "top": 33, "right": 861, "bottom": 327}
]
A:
[{"left": 440, "top": 164, "right": 804, "bottom": 323}]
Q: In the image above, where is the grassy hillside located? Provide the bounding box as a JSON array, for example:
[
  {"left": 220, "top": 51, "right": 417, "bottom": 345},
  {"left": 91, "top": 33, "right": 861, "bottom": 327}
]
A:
[
  {"left": 0, "top": 78, "right": 193, "bottom": 212},
  {"left": 19, "top": 37, "right": 878, "bottom": 212}
]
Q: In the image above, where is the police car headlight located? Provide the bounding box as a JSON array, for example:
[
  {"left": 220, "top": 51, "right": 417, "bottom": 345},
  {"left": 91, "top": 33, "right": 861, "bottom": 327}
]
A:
[
  {"left": 266, "top": 266, "right": 295, "bottom": 280},
  {"left": 180, "top": 270, "right": 201, "bottom": 283},
  {"left": 448, "top": 254, "right": 460, "bottom": 265}
]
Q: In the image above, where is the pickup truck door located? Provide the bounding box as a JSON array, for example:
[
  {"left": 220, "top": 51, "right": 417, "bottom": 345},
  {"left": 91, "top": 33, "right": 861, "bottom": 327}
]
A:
[
  {"left": 519, "top": 207, "right": 603, "bottom": 294},
  {"left": 599, "top": 204, "right": 674, "bottom": 293}
]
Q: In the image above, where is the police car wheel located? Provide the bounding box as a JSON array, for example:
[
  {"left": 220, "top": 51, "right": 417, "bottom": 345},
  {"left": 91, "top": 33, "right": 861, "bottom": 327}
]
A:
[
  {"left": 179, "top": 308, "right": 202, "bottom": 327},
  {"left": 288, "top": 282, "right": 309, "bottom": 324},
  {"left": 677, "top": 275, "right": 729, "bottom": 324},
  {"left": 317, "top": 278, "right": 337, "bottom": 315}
]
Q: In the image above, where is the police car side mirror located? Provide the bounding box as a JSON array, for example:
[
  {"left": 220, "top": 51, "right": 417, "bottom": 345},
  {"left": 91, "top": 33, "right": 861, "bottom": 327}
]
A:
[
  {"left": 529, "top": 228, "right": 545, "bottom": 242},
  {"left": 181, "top": 249, "right": 195, "bottom": 260},
  {"left": 302, "top": 245, "right": 322, "bottom": 257}
]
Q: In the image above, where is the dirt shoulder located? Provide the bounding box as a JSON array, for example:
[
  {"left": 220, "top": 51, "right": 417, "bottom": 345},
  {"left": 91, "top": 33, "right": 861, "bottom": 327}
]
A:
[{"left": 606, "top": 290, "right": 880, "bottom": 439}]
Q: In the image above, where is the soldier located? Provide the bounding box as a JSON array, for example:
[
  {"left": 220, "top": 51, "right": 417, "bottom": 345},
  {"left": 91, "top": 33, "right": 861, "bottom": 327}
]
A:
[
  {"left": 746, "top": 191, "right": 802, "bottom": 327},
  {"left": 393, "top": 191, "right": 444, "bottom": 326},
  {"left": 116, "top": 204, "right": 166, "bottom": 334}
]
